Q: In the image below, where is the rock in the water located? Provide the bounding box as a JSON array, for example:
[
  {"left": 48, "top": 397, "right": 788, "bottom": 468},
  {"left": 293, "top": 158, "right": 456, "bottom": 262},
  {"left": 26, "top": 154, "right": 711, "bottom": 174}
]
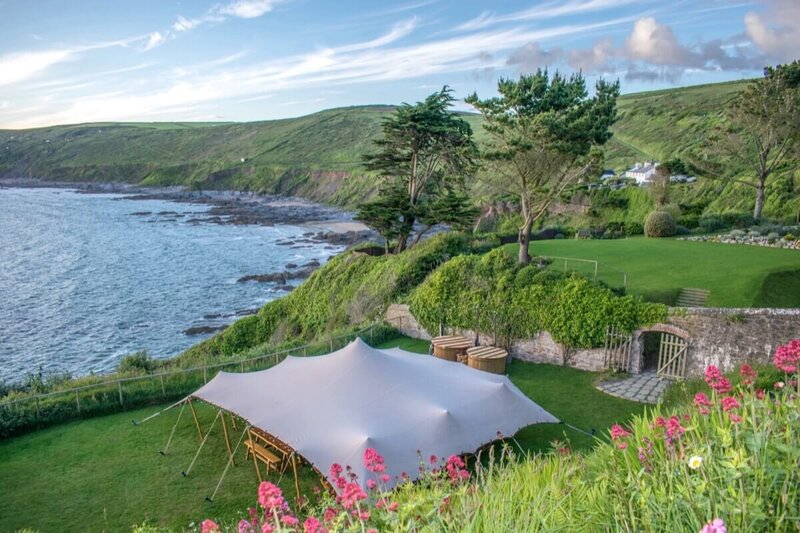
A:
[
  {"left": 302, "top": 259, "right": 320, "bottom": 267},
  {"left": 285, "top": 262, "right": 298, "bottom": 269},
  {"left": 237, "top": 266, "right": 316, "bottom": 283},
  {"left": 184, "top": 325, "right": 227, "bottom": 335}
]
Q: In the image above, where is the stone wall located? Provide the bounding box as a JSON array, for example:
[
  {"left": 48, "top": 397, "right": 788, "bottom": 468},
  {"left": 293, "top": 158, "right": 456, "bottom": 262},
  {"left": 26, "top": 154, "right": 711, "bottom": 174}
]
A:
[
  {"left": 657, "top": 307, "right": 800, "bottom": 376},
  {"left": 385, "top": 304, "right": 800, "bottom": 377}
]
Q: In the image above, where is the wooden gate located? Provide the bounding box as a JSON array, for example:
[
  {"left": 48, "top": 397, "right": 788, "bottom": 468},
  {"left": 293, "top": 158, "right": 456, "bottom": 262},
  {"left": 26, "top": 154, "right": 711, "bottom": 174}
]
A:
[
  {"left": 604, "top": 326, "right": 632, "bottom": 372},
  {"left": 657, "top": 332, "right": 688, "bottom": 379}
]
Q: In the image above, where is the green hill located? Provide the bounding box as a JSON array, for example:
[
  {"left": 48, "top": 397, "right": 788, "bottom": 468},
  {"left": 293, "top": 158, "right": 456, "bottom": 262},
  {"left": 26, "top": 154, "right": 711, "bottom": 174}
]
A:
[{"left": 1, "top": 79, "right": 796, "bottom": 216}]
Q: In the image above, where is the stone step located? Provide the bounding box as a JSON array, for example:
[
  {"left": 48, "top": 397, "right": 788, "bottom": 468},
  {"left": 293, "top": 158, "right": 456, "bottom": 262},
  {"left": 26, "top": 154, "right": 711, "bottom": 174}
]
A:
[{"left": 675, "top": 287, "right": 710, "bottom": 307}]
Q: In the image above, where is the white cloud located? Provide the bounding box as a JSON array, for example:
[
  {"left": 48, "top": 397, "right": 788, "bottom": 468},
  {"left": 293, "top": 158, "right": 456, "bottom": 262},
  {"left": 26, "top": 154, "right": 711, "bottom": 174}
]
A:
[
  {"left": 457, "top": 0, "right": 644, "bottom": 31},
  {"left": 214, "top": 0, "right": 278, "bottom": 19},
  {"left": 624, "top": 17, "right": 697, "bottom": 67},
  {"left": 744, "top": 0, "right": 800, "bottom": 62},
  {"left": 172, "top": 16, "right": 202, "bottom": 32},
  {"left": 0, "top": 49, "right": 72, "bottom": 86},
  {"left": 142, "top": 32, "right": 166, "bottom": 52}
]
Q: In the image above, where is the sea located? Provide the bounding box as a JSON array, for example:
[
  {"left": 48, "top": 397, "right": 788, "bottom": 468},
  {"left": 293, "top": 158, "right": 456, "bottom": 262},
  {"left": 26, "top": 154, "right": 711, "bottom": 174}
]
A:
[{"left": 0, "top": 187, "right": 343, "bottom": 383}]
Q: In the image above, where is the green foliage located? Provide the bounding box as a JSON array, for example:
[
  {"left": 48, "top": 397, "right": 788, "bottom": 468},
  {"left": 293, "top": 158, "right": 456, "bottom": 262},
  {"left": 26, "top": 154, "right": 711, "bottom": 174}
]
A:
[
  {"left": 644, "top": 211, "right": 677, "bottom": 238},
  {"left": 624, "top": 221, "right": 644, "bottom": 236},
  {"left": 466, "top": 70, "right": 620, "bottom": 263},
  {"left": 181, "top": 234, "right": 471, "bottom": 363},
  {"left": 116, "top": 351, "right": 160, "bottom": 375},
  {"left": 409, "top": 248, "right": 665, "bottom": 348},
  {"left": 359, "top": 87, "right": 478, "bottom": 252}
]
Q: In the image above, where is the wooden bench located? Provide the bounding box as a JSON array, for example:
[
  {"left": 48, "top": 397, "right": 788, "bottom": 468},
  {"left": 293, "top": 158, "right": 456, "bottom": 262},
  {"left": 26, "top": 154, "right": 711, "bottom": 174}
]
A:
[{"left": 244, "top": 431, "right": 283, "bottom": 473}]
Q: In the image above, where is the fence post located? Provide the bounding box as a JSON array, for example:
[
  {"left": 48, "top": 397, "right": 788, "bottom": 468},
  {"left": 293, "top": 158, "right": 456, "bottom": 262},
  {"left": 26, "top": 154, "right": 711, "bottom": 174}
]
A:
[
  {"left": 564, "top": 258, "right": 568, "bottom": 273},
  {"left": 594, "top": 261, "right": 598, "bottom": 280},
  {"left": 76, "top": 390, "right": 81, "bottom": 414},
  {"left": 624, "top": 274, "right": 628, "bottom": 289},
  {"left": 35, "top": 397, "right": 41, "bottom": 421},
  {"left": 160, "top": 374, "right": 166, "bottom": 397},
  {"left": 330, "top": 339, "right": 333, "bottom": 352},
  {"left": 118, "top": 381, "right": 124, "bottom": 407},
  {"left": 204, "top": 368, "right": 208, "bottom": 383}
]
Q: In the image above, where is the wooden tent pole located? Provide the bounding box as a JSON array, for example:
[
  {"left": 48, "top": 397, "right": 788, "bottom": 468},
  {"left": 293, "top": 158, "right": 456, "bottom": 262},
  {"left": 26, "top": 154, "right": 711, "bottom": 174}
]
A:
[
  {"left": 291, "top": 453, "right": 300, "bottom": 501},
  {"left": 220, "top": 410, "right": 235, "bottom": 466},
  {"left": 248, "top": 430, "right": 262, "bottom": 482},
  {"left": 188, "top": 399, "right": 204, "bottom": 443}
]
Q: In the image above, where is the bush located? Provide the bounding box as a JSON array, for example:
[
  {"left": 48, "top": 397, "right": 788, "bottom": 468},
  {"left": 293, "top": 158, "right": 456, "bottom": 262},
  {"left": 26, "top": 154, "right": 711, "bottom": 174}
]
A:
[
  {"left": 698, "top": 214, "right": 726, "bottom": 233},
  {"left": 720, "top": 211, "right": 754, "bottom": 229},
  {"left": 624, "top": 221, "right": 644, "bottom": 236},
  {"left": 116, "top": 351, "right": 159, "bottom": 375},
  {"left": 677, "top": 214, "right": 699, "bottom": 229},
  {"left": 409, "top": 248, "right": 665, "bottom": 348},
  {"left": 675, "top": 225, "right": 690, "bottom": 236},
  {"left": 644, "top": 211, "right": 677, "bottom": 238}
]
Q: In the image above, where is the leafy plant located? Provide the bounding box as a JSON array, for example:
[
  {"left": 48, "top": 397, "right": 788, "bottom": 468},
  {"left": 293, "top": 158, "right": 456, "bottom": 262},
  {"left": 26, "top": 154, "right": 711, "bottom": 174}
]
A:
[{"left": 644, "top": 211, "right": 677, "bottom": 238}]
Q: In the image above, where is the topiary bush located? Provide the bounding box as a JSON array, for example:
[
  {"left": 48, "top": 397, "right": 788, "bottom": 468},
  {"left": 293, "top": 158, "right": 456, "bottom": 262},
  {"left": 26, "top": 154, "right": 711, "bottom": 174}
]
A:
[{"left": 644, "top": 211, "right": 677, "bottom": 238}]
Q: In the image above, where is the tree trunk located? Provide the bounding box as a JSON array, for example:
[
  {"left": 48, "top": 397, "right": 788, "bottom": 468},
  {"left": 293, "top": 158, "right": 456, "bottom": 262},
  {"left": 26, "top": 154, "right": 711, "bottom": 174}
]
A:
[
  {"left": 395, "top": 215, "right": 415, "bottom": 253},
  {"left": 517, "top": 218, "right": 533, "bottom": 265},
  {"left": 753, "top": 179, "right": 765, "bottom": 223}
]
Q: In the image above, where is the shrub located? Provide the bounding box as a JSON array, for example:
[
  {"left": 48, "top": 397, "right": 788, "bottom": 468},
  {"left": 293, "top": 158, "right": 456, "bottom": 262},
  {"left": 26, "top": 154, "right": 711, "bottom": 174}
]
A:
[
  {"left": 677, "top": 214, "right": 699, "bottom": 229},
  {"left": 644, "top": 211, "right": 677, "bottom": 238},
  {"left": 674, "top": 225, "right": 690, "bottom": 236},
  {"left": 624, "top": 221, "right": 644, "bottom": 236},
  {"left": 720, "top": 211, "right": 754, "bottom": 229},
  {"left": 698, "top": 214, "right": 726, "bottom": 233},
  {"left": 409, "top": 249, "right": 665, "bottom": 348},
  {"left": 116, "top": 351, "right": 159, "bottom": 375}
]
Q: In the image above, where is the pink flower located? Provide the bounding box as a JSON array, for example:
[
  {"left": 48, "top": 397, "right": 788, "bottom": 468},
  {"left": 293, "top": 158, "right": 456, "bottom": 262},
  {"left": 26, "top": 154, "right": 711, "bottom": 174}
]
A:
[
  {"left": 341, "top": 482, "right": 367, "bottom": 509},
  {"left": 721, "top": 396, "right": 740, "bottom": 412},
  {"left": 704, "top": 366, "right": 732, "bottom": 393},
  {"left": 358, "top": 511, "right": 370, "bottom": 520},
  {"left": 694, "top": 392, "right": 713, "bottom": 407},
  {"left": 774, "top": 381, "right": 785, "bottom": 389},
  {"left": 322, "top": 508, "right": 337, "bottom": 523},
  {"left": 699, "top": 517, "right": 727, "bottom": 533},
  {"left": 280, "top": 515, "right": 299, "bottom": 527},
  {"left": 666, "top": 416, "right": 685, "bottom": 441},
  {"left": 238, "top": 520, "right": 254, "bottom": 533},
  {"left": 739, "top": 364, "right": 757, "bottom": 385},
  {"left": 257, "top": 482, "right": 286, "bottom": 513},
  {"left": 729, "top": 413, "right": 743, "bottom": 424},
  {"left": 261, "top": 524, "right": 273, "bottom": 533},
  {"left": 610, "top": 424, "right": 632, "bottom": 439},
  {"left": 201, "top": 520, "right": 221, "bottom": 533},
  {"left": 445, "top": 455, "right": 470, "bottom": 483},
  {"left": 380, "top": 474, "right": 390, "bottom": 483},
  {"left": 366, "top": 479, "right": 377, "bottom": 490},
  {"left": 756, "top": 389, "right": 766, "bottom": 400},
  {"left": 367, "top": 530, "right": 378, "bottom": 533},
  {"left": 303, "top": 517, "right": 326, "bottom": 533},
  {"left": 387, "top": 502, "right": 399, "bottom": 512},
  {"left": 774, "top": 340, "right": 800, "bottom": 373},
  {"left": 364, "top": 448, "right": 386, "bottom": 473},
  {"left": 429, "top": 454, "right": 438, "bottom": 465},
  {"left": 653, "top": 416, "right": 667, "bottom": 428},
  {"left": 330, "top": 463, "right": 343, "bottom": 479}
]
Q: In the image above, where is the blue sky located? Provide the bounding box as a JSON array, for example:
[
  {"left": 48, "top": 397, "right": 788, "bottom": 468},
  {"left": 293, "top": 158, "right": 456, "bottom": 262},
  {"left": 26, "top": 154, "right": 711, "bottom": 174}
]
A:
[{"left": 0, "top": 0, "right": 797, "bottom": 128}]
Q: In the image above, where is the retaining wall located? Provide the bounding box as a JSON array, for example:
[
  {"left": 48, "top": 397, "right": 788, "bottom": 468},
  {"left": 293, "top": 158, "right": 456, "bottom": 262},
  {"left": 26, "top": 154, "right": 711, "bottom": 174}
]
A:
[{"left": 384, "top": 304, "right": 800, "bottom": 377}]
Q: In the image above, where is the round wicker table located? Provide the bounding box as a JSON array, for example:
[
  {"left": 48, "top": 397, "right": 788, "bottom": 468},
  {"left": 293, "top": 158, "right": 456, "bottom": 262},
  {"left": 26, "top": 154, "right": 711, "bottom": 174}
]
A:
[
  {"left": 466, "top": 346, "right": 508, "bottom": 374},
  {"left": 431, "top": 335, "right": 473, "bottom": 362}
]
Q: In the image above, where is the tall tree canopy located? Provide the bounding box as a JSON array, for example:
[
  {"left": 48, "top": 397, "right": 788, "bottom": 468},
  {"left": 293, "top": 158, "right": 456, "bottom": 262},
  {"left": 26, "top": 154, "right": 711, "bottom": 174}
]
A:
[
  {"left": 698, "top": 60, "right": 800, "bottom": 223},
  {"left": 466, "top": 70, "right": 619, "bottom": 264},
  {"left": 356, "top": 87, "right": 478, "bottom": 253}
]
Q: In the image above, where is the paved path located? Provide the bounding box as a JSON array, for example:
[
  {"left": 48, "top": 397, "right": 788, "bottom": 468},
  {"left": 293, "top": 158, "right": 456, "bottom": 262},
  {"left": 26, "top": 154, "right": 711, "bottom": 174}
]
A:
[{"left": 597, "top": 371, "right": 669, "bottom": 404}]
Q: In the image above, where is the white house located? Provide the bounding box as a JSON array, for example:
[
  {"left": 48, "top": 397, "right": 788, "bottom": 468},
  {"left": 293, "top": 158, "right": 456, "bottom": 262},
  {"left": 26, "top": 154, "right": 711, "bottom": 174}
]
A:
[{"left": 624, "top": 161, "right": 659, "bottom": 184}]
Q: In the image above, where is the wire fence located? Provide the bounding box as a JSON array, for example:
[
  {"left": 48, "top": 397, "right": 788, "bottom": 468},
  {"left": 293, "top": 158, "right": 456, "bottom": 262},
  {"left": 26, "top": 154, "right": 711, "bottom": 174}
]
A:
[
  {"left": 538, "top": 256, "right": 629, "bottom": 292},
  {"left": 0, "top": 323, "right": 384, "bottom": 438}
]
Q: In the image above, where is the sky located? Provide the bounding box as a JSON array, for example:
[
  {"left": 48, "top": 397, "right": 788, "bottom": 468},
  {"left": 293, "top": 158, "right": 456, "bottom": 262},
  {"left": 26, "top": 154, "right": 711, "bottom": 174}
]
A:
[{"left": 0, "top": 0, "right": 797, "bottom": 129}]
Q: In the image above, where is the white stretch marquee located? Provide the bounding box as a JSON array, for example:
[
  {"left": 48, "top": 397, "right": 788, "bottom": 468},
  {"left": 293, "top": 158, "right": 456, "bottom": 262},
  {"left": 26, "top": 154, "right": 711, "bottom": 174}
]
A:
[{"left": 189, "top": 338, "right": 558, "bottom": 489}]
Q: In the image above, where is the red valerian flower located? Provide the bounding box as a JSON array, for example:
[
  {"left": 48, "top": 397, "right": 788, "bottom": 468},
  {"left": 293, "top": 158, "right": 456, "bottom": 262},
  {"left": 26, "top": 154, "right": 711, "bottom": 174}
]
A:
[
  {"left": 610, "top": 423, "right": 632, "bottom": 448},
  {"left": 666, "top": 416, "right": 685, "bottom": 441},
  {"left": 721, "top": 396, "right": 740, "bottom": 412},
  {"left": 774, "top": 340, "right": 800, "bottom": 373},
  {"left": 739, "top": 363, "right": 757, "bottom": 385},
  {"left": 257, "top": 482, "right": 287, "bottom": 513}
]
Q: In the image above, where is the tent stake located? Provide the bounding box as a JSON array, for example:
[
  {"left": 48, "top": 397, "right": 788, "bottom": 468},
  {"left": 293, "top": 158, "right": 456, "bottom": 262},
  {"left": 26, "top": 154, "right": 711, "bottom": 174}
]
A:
[
  {"left": 189, "top": 399, "right": 204, "bottom": 443},
  {"left": 220, "top": 409, "right": 235, "bottom": 466}
]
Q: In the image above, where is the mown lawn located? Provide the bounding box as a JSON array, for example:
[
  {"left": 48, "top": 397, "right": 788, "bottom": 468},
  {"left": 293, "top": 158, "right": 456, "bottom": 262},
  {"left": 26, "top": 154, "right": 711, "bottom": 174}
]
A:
[
  {"left": 0, "top": 336, "right": 642, "bottom": 532},
  {"left": 505, "top": 237, "right": 800, "bottom": 307}
]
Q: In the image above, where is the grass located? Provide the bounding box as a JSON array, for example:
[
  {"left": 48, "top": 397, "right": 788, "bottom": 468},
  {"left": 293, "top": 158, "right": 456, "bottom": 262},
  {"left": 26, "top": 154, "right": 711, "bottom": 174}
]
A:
[
  {"left": 0, "top": 335, "right": 643, "bottom": 532},
  {"left": 505, "top": 237, "right": 800, "bottom": 307},
  {"left": 752, "top": 269, "right": 800, "bottom": 308}
]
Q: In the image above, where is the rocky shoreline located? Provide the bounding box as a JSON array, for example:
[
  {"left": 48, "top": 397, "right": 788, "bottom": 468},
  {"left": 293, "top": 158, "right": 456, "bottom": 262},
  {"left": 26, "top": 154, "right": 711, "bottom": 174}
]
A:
[{"left": 0, "top": 178, "right": 377, "bottom": 247}]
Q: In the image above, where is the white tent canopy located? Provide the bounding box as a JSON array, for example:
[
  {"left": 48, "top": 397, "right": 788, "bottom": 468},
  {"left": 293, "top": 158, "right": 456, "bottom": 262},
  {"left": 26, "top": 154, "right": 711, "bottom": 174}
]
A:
[{"left": 189, "top": 338, "right": 558, "bottom": 490}]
